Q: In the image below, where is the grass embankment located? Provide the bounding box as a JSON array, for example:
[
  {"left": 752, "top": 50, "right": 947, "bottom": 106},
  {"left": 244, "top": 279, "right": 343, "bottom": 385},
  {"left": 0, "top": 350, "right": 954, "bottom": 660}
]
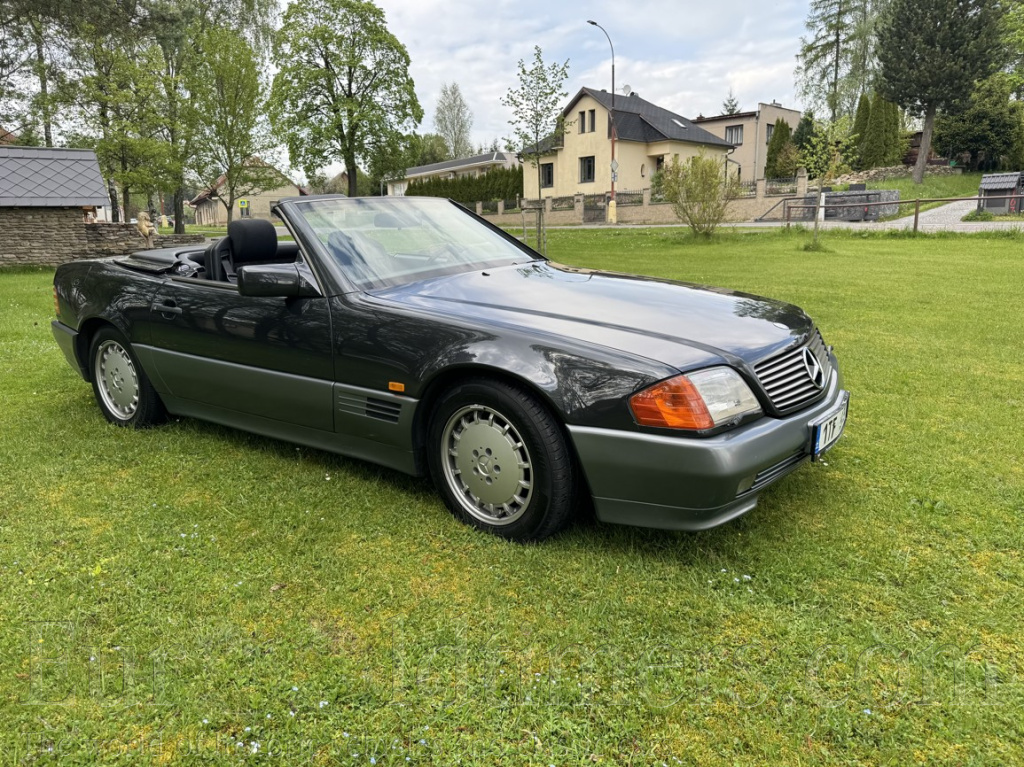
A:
[
  {"left": 865, "top": 171, "right": 983, "bottom": 219},
  {"left": 1, "top": 227, "right": 1022, "bottom": 764}
]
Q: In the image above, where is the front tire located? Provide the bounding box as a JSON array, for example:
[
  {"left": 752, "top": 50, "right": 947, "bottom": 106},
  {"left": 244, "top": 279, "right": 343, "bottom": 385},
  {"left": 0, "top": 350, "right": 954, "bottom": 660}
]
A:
[
  {"left": 89, "top": 327, "right": 165, "bottom": 428},
  {"left": 427, "top": 379, "right": 575, "bottom": 542}
]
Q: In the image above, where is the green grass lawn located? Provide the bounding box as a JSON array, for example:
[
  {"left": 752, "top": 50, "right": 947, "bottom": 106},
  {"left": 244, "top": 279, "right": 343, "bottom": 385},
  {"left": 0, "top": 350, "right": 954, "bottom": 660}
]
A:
[{"left": 2, "top": 227, "right": 1022, "bottom": 764}]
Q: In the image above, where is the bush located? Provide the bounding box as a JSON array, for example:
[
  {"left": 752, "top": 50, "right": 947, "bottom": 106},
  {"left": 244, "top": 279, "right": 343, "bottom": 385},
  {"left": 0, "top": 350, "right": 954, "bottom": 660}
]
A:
[
  {"left": 661, "top": 150, "right": 738, "bottom": 237},
  {"left": 962, "top": 208, "right": 995, "bottom": 222},
  {"left": 405, "top": 165, "right": 524, "bottom": 202}
]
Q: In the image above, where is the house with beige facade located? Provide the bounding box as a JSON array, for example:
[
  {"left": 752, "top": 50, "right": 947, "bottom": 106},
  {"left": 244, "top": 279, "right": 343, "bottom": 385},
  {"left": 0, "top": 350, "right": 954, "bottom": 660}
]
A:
[
  {"left": 693, "top": 102, "right": 801, "bottom": 183},
  {"left": 189, "top": 168, "right": 307, "bottom": 226},
  {"left": 387, "top": 152, "right": 519, "bottom": 197},
  {"left": 523, "top": 87, "right": 733, "bottom": 205}
]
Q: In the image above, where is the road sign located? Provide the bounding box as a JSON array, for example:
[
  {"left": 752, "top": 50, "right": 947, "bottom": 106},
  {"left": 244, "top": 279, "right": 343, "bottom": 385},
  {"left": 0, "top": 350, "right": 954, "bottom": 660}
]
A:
[{"left": 610, "top": 160, "right": 619, "bottom": 172}]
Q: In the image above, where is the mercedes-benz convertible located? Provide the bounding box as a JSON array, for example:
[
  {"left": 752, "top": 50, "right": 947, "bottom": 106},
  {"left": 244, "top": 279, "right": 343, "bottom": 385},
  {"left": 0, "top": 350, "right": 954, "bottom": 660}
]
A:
[{"left": 52, "top": 195, "right": 848, "bottom": 541}]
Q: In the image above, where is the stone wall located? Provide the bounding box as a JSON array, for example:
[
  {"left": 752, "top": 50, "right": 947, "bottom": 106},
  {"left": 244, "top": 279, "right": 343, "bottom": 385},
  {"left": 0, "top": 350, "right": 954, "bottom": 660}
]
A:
[{"left": 0, "top": 207, "right": 204, "bottom": 268}]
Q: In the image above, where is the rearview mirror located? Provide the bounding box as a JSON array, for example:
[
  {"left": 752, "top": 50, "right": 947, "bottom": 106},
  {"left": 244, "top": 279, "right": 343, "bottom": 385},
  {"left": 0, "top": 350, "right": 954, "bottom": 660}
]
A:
[{"left": 236, "top": 263, "right": 320, "bottom": 298}]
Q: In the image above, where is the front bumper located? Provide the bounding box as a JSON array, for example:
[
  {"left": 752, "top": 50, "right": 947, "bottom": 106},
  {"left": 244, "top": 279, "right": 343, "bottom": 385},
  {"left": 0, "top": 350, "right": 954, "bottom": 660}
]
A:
[{"left": 568, "top": 363, "right": 847, "bottom": 531}]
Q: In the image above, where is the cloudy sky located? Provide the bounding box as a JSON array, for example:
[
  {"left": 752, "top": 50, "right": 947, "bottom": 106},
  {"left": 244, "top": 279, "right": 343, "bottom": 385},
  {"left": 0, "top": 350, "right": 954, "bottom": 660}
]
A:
[{"left": 373, "top": 0, "right": 810, "bottom": 149}]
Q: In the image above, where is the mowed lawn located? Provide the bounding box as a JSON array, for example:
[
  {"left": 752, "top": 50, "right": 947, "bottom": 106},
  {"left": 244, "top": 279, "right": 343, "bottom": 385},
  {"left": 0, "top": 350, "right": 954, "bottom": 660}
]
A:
[{"left": 1, "top": 227, "right": 1022, "bottom": 765}]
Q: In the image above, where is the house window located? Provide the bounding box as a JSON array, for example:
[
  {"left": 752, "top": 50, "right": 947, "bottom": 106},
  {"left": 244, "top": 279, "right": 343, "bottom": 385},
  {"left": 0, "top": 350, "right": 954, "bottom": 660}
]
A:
[
  {"left": 766, "top": 124, "right": 774, "bottom": 144},
  {"left": 579, "top": 156, "right": 595, "bottom": 183},
  {"left": 725, "top": 125, "right": 743, "bottom": 145},
  {"left": 588, "top": 109, "right": 596, "bottom": 132},
  {"left": 541, "top": 162, "right": 554, "bottom": 188},
  {"left": 579, "top": 110, "right": 586, "bottom": 133}
]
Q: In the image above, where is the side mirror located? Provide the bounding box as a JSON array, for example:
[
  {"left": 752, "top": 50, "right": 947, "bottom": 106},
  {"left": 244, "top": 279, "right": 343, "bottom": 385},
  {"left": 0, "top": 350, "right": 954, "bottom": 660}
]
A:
[{"left": 236, "top": 263, "right": 320, "bottom": 298}]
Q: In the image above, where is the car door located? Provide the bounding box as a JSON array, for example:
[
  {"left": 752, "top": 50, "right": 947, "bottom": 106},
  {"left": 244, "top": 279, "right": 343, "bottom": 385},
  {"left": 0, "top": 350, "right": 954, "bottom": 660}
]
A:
[{"left": 143, "top": 270, "right": 335, "bottom": 431}]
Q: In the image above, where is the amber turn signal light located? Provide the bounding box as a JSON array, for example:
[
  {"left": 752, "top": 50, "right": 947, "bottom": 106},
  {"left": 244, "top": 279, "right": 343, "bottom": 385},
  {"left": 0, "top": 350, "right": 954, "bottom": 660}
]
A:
[
  {"left": 630, "top": 375, "right": 715, "bottom": 430},
  {"left": 53, "top": 287, "right": 60, "bottom": 319}
]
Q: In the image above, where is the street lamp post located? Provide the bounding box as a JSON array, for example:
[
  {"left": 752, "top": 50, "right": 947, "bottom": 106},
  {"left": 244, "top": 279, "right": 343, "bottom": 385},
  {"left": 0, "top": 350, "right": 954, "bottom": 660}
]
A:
[{"left": 587, "top": 20, "right": 616, "bottom": 224}]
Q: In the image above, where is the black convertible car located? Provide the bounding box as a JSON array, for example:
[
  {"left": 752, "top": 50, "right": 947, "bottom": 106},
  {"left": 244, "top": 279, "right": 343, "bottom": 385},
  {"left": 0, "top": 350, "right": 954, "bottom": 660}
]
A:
[{"left": 52, "top": 196, "right": 848, "bottom": 541}]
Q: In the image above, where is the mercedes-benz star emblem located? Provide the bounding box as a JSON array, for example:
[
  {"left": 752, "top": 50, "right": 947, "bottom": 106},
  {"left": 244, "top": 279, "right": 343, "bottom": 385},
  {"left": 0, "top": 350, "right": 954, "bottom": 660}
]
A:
[{"left": 802, "top": 347, "right": 826, "bottom": 389}]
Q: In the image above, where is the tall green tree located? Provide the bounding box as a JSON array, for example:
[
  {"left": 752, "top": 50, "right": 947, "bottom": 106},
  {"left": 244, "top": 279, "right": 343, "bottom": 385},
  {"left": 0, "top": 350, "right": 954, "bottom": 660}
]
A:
[
  {"left": 434, "top": 82, "right": 474, "bottom": 159},
  {"left": 764, "top": 118, "right": 794, "bottom": 178},
  {"left": 501, "top": 45, "right": 570, "bottom": 202},
  {"left": 143, "top": 0, "right": 278, "bottom": 231},
  {"left": 270, "top": 0, "right": 422, "bottom": 197},
  {"left": 934, "top": 74, "right": 1024, "bottom": 171},
  {"left": 877, "top": 0, "right": 1005, "bottom": 183},
  {"left": 851, "top": 92, "right": 871, "bottom": 164},
  {"left": 883, "top": 99, "right": 905, "bottom": 165},
  {"left": 186, "top": 26, "right": 280, "bottom": 223},
  {"left": 793, "top": 112, "right": 817, "bottom": 151},
  {"left": 796, "top": 0, "right": 883, "bottom": 120},
  {"left": 859, "top": 91, "right": 889, "bottom": 168}
]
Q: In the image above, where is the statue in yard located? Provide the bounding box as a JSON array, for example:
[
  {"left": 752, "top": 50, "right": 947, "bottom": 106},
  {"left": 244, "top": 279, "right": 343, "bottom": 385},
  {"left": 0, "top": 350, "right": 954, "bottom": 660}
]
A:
[{"left": 136, "top": 211, "right": 156, "bottom": 247}]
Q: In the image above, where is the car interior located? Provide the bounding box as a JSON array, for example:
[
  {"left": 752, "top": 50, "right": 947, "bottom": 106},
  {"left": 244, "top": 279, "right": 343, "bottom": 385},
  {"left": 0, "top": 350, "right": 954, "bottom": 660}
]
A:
[
  {"left": 164, "top": 219, "right": 300, "bottom": 282},
  {"left": 202, "top": 219, "right": 299, "bottom": 281}
]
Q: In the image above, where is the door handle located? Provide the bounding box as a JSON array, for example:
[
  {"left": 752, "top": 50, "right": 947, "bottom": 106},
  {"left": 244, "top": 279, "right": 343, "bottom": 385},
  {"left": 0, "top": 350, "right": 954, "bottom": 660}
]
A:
[{"left": 151, "top": 300, "right": 183, "bottom": 316}]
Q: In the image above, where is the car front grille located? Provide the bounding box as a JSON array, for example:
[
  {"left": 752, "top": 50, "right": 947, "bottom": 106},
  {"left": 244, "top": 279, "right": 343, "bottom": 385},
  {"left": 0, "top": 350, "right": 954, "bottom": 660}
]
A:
[{"left": 753, "top": 329, "right": 832, "bottom": 413}]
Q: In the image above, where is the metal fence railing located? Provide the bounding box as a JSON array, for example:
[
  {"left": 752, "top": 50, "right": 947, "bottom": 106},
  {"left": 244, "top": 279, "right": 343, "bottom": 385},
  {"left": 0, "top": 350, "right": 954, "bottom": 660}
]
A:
[
  {"left": 480, "top": 199, "right": 499, "bottom": 214},
  {"left": 736, "top": 180, "right": 758, "bottom": 198},
  {"left": 502, "top": 198, "right": 520, "bottom": 213},
  {"left": 615, "top": 189, "right": 644, "bottom": 207},
  {"left": 766, "top": 177, "right": 798, "bottom": 196}
]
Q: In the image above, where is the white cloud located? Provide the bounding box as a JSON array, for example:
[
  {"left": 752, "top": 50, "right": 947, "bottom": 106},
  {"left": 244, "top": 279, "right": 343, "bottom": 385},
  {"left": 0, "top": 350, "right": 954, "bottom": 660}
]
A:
[
  {"left": 305, "top": 0, "right": 810, "bottom": 177},
  {"left": 374, "top": 0, "right": 807, "bottom": 146}
]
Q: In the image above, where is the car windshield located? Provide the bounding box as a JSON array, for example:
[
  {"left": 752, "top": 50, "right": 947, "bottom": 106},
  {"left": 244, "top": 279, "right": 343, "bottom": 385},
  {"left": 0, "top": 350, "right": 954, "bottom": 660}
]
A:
[{"left": 291, "top": 196, "right": 540, "bottom": 290}]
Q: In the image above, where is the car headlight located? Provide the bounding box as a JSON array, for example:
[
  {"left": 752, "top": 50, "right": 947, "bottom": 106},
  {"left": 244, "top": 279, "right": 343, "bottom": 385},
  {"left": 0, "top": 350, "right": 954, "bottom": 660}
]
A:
[{"left": 630, "top": 367, "right": 762, "bottom": 430}]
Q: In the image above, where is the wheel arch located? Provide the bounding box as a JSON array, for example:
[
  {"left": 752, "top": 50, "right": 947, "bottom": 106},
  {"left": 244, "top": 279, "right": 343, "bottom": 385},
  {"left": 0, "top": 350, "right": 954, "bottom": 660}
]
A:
[
  {"left": 75, "top": 317, "right": 123, "bottom": 382},
  {"left": 410, "top": 364, "right": 580, "bottom": 477}
]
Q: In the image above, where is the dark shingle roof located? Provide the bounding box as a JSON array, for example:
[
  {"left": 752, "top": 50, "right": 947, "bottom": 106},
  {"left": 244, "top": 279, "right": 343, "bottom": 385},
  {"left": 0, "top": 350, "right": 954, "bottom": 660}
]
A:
[
  {"left": 405, "top": 152, "right": 517, "bottom": 178},
  {"left": 569, "top": 87, "right": 733, "bottom": 148},
  {"left": 979, "top": 172, "right": 1022, "bottom": 191},
  {"left": 0, "top": 146, "right": 109, "bottom": 207}
]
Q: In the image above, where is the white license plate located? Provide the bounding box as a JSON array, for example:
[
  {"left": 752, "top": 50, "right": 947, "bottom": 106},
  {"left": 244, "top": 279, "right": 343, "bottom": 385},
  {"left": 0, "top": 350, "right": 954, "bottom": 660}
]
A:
[{"left": 811, "top": 391, "right": 849, "bottom": 459}]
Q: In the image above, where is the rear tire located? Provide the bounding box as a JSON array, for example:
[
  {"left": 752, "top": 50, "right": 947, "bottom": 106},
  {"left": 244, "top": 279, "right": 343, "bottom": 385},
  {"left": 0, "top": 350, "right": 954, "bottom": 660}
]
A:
[
  {"left": 89, "top": 327, "right": 166, "bottom": 428},
  {"left": 427, "top": 379, "right": 575, "bottom": 542}
]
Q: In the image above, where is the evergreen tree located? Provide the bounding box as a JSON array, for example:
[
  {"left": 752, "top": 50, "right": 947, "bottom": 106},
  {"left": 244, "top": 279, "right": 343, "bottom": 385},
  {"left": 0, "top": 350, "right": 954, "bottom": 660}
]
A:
[
  {"left": 793, "top": 112, "right": 817, "bottom": 151},
  {"left": 883, "top": 99, "right": 905, "bottom": 165},
  {"left": 796, "top": 0, "right": 881, "bottom": 120},
  {"left": 851, "top": 92, "right": 871, "bottom": 165},
  {"left": 877, "top": 0, "right": 1006, "bottom": 183},
  {"left": 722, "top": 89, "right": 740, "bottom": 115},
  {"left": 859, "top": 91, "right": 888, "bottom": 168},
  {"left": 764, "top": 118, "right": 793, "bottom": 178}
]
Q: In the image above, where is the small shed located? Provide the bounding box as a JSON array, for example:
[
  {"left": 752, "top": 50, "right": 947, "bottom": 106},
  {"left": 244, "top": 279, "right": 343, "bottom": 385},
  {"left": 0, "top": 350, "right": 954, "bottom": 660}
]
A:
[{"left": 978, "top": 172, "right": 1023, "bottom": 214}]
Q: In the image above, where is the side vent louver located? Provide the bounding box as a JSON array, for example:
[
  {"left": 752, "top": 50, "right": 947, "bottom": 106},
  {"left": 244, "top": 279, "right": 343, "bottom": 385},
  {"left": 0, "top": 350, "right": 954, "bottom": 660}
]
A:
[
  {"left": 366, "top": 397, "right": 401, "bottom": 423},
  {"left": 337, "top": 391, "right": 402, "bottom": 423}
]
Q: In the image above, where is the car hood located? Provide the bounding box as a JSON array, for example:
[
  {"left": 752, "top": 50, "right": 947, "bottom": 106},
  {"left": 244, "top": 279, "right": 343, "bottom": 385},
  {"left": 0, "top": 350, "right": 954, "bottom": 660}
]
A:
[{"left": 370, "top": 261, "right": 814, "bottom": 370}]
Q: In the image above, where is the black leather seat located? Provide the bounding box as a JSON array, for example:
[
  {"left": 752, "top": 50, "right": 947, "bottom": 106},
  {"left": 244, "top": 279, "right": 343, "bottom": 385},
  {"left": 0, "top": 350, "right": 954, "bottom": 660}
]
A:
[{"left": 204, "top": 219, "right": 279, "bottom": 281}]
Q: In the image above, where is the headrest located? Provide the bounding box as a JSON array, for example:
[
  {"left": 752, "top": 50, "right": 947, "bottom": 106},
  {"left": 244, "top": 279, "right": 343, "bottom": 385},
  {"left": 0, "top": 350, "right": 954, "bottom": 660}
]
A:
[{"left": 228, "top": 218, "right": 278, "bottom": 264}]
